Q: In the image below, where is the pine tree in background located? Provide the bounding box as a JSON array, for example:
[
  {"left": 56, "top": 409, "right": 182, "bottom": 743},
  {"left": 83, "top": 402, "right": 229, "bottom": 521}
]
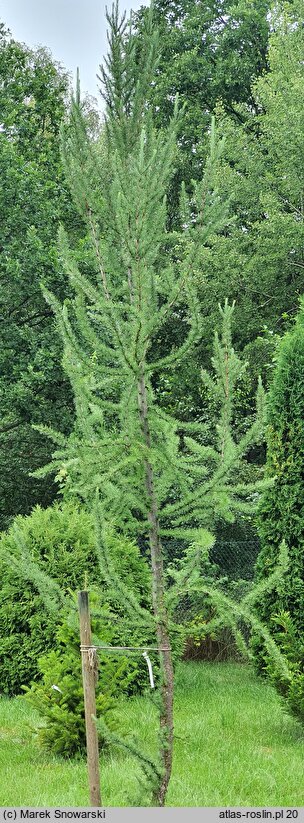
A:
[
  {"left": 253, "top": 303, "right": 304, "bottom": 722},
  {"left": 32, "top": 3, "right": 292, "bottom": 803}
]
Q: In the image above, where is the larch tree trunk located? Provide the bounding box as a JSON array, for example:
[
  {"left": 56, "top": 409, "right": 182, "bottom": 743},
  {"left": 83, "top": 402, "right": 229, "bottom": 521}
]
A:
[{"left": 138, "top": 370, "right": 174, "bottom": 806}]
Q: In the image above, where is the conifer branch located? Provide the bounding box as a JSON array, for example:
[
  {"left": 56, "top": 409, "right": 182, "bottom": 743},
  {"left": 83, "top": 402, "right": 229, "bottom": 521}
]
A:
[
  {"left": 169, "top": 577, "right": 291, "bottom": 682},
  {"left": 94, "top": 496, "right": 154, "bottom": 630},
  {"left": 242, "top": 541, "right": 289, "bottom": 609},
  {"left": 87, "top": 209, "right": 111, "bottom": 301},
  {"left": 96, "top": 714, "right": 163, "bottom": 801},
  {"left": 147, "top": 283, "right": 201, "bottom": 373}
]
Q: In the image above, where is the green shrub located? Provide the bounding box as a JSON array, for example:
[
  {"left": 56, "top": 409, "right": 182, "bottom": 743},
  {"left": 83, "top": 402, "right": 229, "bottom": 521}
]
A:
[
  {"left": 288, "top": 673, "right": 304, "bottom": 724},
  {"left": 252, "top": 305, "right": 304, "bottom": 723},
  {"left": 22, "top": 595, "right": 138, "bottom": 757},
  {"left": 260, "top": 610, "right": 304, "bottom": 725},
  {"left": 0, "top": 501, "right": 151, "bottom": 695}
]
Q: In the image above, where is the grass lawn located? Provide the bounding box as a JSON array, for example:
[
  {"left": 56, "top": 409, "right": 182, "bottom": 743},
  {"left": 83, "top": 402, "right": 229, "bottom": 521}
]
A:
[{"left": 0, "top": 662, "right": 303, "bottom": 807}]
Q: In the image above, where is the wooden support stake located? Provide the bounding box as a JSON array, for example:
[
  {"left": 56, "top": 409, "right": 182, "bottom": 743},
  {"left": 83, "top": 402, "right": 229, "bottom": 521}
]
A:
[{"left": 78, "top": 590, "right": 101, "bottom": 806}]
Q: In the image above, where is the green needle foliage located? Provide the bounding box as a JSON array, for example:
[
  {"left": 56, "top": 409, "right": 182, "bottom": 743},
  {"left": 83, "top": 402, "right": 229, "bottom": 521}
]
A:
[
  {"left": 35, "top": 6, "right": 230, "bottom": 804},
  {"left": 253, "top": 301, "right": 304, "bottom": 722},
  {"left": 32, "top": 3, "right": 291, "bottom": 805}
]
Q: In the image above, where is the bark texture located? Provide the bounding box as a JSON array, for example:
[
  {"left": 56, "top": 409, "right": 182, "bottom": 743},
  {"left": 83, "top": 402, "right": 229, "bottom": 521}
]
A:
[{"left": 138, "top": 371, "right": 174, "bottom": 806}]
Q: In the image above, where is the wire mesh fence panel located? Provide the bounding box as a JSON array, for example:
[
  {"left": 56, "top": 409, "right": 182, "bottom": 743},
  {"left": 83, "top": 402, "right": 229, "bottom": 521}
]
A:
[
  {"left": 91, "top": 533, "right": 261, "bottom": 667},
  {"left": 163, "top": 535, "right": 261, "bottom": 663},
  {"left": 210, "top": 539, "right": 261, "bottom": 581}
]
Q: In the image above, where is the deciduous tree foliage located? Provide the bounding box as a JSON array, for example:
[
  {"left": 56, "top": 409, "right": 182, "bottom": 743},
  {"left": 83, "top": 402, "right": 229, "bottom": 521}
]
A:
[
  {"left": 212, "top": 0, "right": 304, "bottom": 351},
  {"left": 148, "top": 0, "right": 304, "bottom": 426},
  {"left": 133, "top": 0, "right": 270, "bottom": 226},
  {"left": 0, "top": 27, "right": 83, "bottom": 528},
  {"left": 130, "top": 0, "right": 273, "bottom": 420}
]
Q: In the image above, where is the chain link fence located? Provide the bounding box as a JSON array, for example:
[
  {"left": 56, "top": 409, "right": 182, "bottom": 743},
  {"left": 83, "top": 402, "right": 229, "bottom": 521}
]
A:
[
  {"left": 163, "top": 534, "right": 261, "bottom": 662},
  {"left": 210, "top": 538, "right": 261, "bottom": 582}
]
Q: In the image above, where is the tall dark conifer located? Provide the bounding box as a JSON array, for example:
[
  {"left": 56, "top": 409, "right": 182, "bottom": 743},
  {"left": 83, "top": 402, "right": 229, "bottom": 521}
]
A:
[{"left": 253, "top": 304, "right": 304, "bottom": 722}]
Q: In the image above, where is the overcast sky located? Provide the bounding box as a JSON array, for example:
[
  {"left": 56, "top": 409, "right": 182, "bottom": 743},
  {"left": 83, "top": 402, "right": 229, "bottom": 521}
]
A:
[{"left": 0, "top": 0, "right": 147, "bottom": 105}]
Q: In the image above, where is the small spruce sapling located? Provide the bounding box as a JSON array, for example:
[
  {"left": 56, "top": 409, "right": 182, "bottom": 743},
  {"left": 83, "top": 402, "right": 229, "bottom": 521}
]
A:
[{"left": 22, "top": 594, "right": 135, "bottom": 758}]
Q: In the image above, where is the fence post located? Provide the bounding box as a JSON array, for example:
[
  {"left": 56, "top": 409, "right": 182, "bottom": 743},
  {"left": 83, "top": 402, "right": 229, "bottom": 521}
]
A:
[{"left": 78, "top": 590, "right": 102, "bottom": 806}]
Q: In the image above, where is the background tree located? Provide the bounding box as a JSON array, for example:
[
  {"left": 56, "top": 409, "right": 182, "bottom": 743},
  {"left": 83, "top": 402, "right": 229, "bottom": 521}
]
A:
[
  {"left": 0, "top": 27, "right": 100, "bottom": 528},
  {"left": 252, "top": 302, "right": 304, "bottom": 722},
  {"left": 131, "top": 0, "right": 304, "bottom": 430},
  {"left": 212, "top": 0, "right": 304, "bottom": 351},
  {"left": 133, "top": 0, "right": 270, "bottom": 227}
]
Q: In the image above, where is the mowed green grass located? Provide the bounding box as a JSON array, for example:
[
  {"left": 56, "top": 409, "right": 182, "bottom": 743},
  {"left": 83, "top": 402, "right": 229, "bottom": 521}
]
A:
[{"left": 0, "top": 662, "right": 303, "bottom": 807}]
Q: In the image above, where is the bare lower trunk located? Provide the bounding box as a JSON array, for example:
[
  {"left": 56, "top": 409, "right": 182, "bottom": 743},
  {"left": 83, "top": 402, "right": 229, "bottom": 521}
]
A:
[{"left": 138, "top": 371, "right": 174, "bottom": 806}]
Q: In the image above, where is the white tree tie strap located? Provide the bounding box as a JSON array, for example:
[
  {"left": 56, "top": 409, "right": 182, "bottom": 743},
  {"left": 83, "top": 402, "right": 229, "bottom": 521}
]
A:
[
  {"left": 80, "top": 644, "right": 169, "bottom": 689},
  {"left": 142, "top": 650, "right": 154, "bottom": 689}
]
